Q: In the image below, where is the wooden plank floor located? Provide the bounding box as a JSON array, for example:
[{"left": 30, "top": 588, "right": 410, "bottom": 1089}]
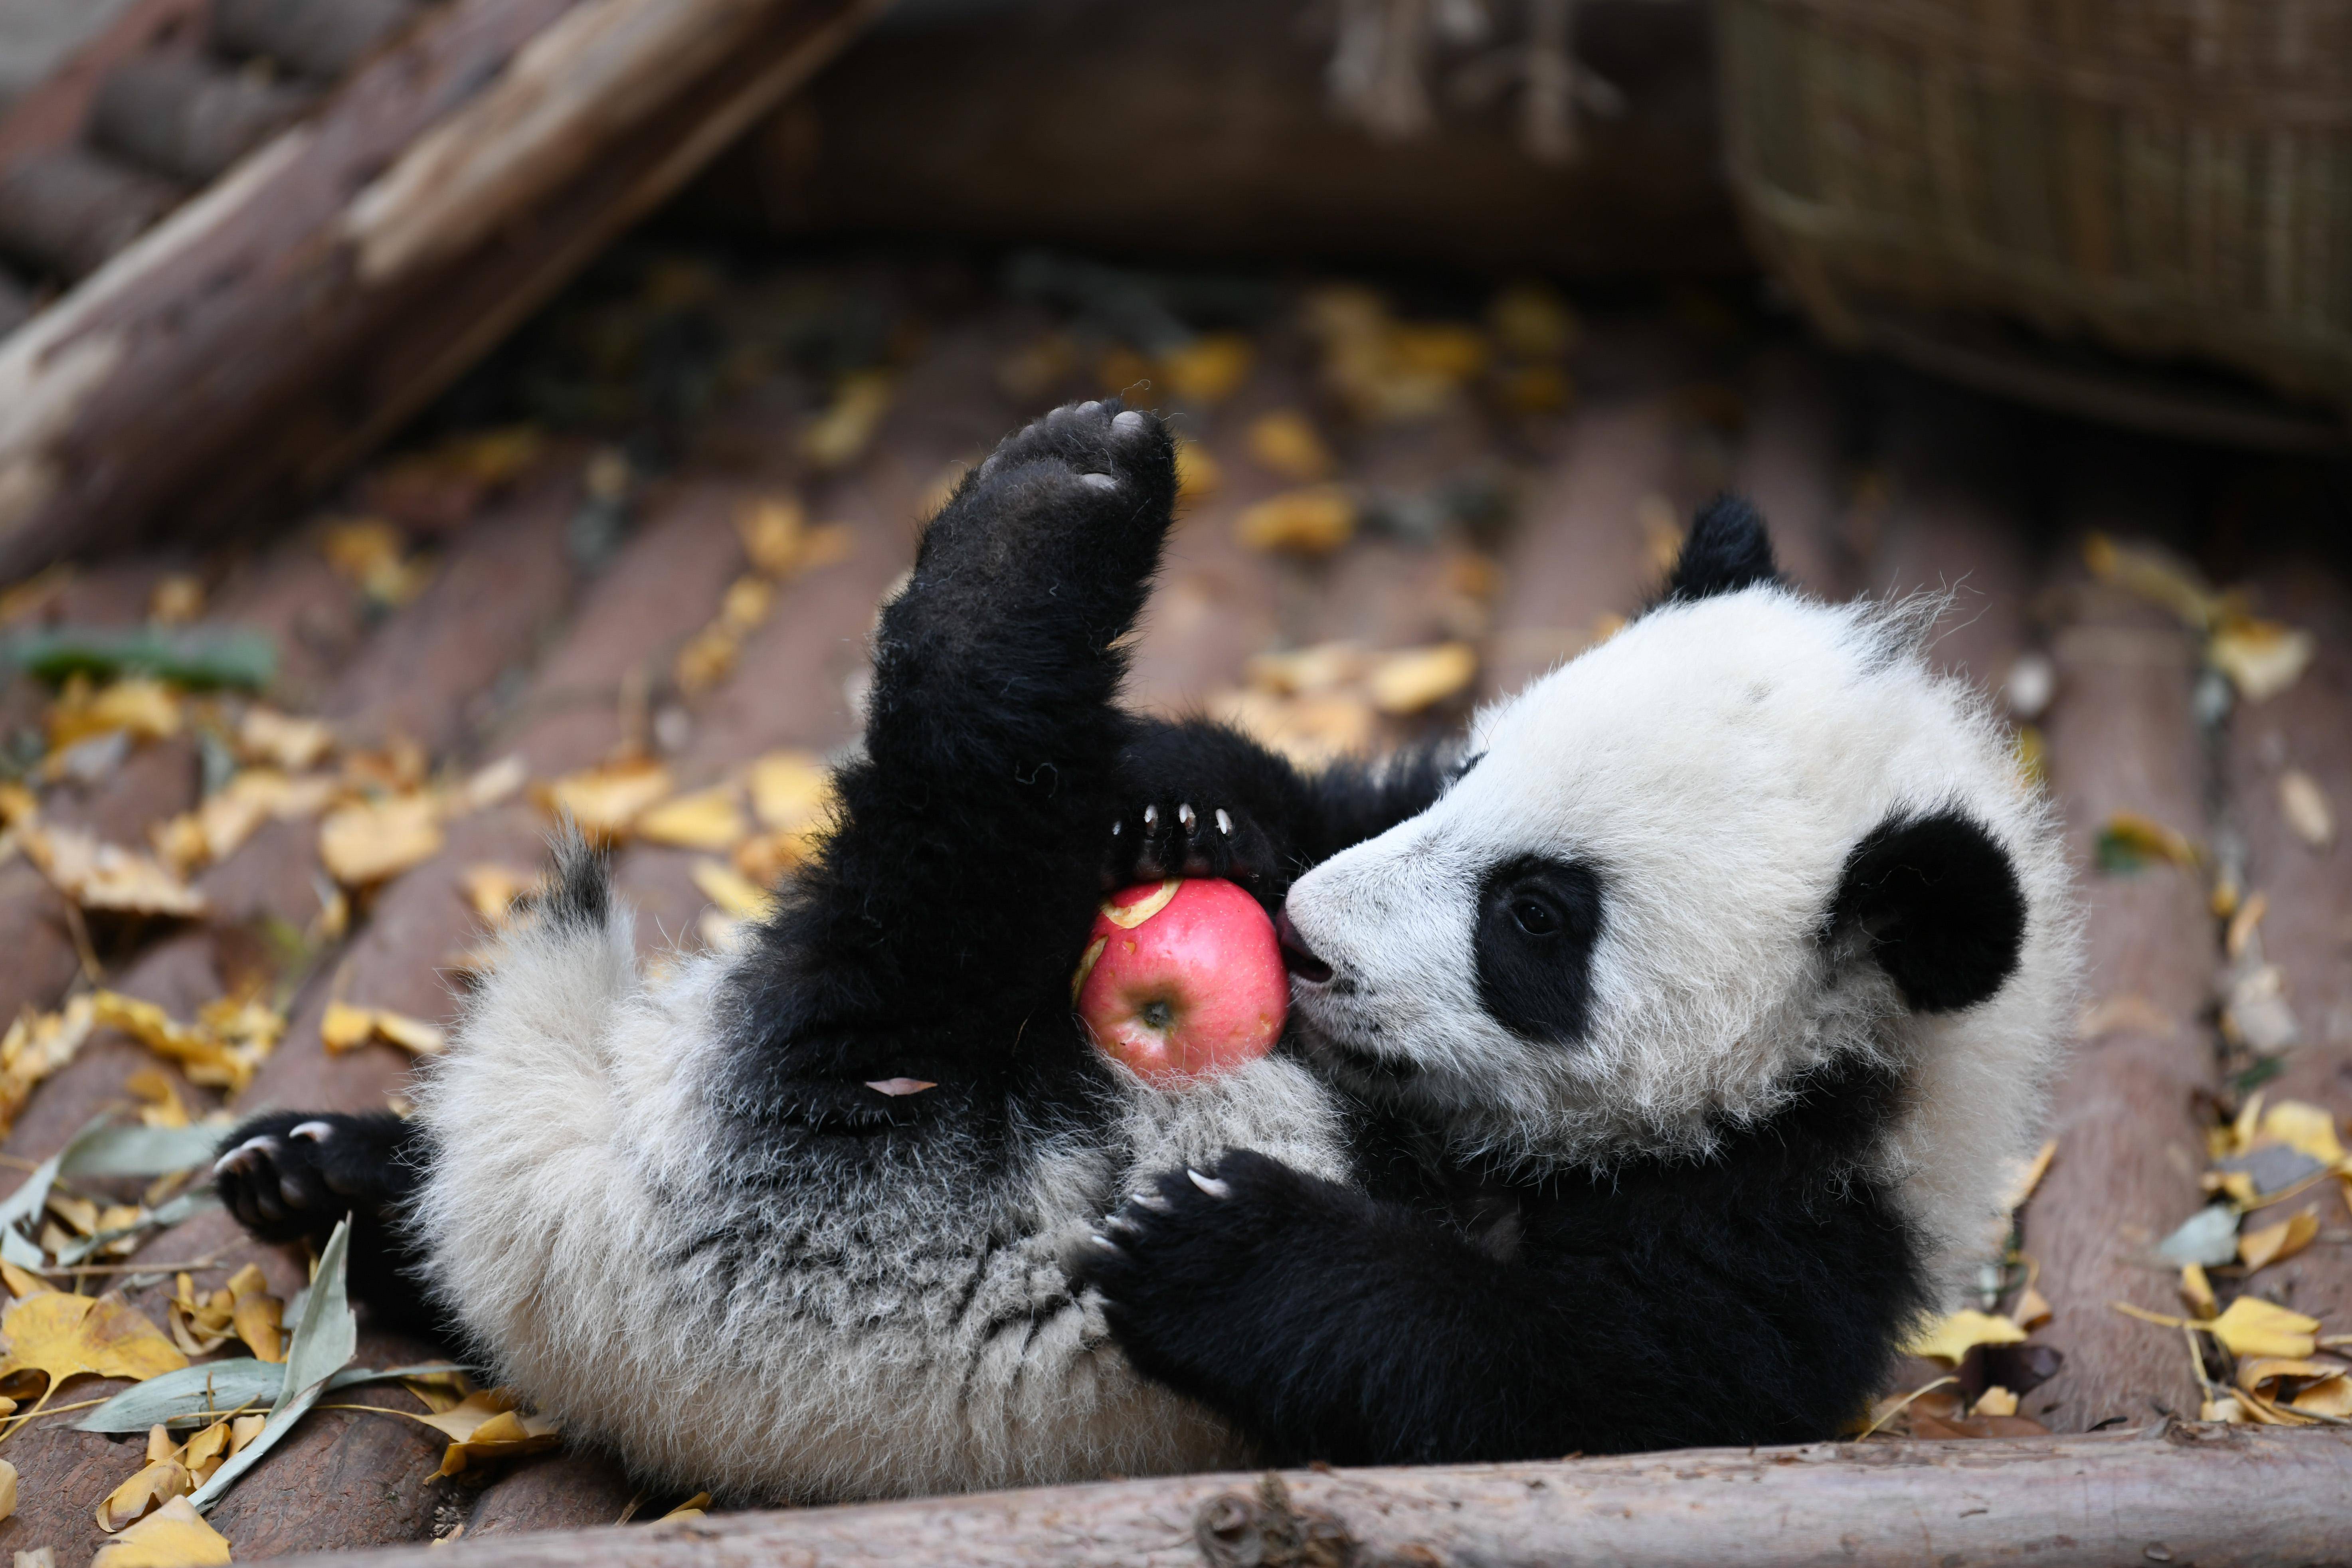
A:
[{"left": 0, "top": 247, "right": 2347, "bottom": 1556}]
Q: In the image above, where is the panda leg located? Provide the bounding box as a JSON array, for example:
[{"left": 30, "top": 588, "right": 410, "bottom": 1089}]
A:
[
  {"left": 724, "top": 399, "right": 1181, "bottom": 1097},
  {"left": 213, "top": 1111, "right": 448, "bottom": 1340}
]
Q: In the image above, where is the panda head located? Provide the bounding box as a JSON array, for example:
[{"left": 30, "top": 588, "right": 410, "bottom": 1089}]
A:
[{"left": 1280, "top": 498, "right": 2077, "bottom": 1261}]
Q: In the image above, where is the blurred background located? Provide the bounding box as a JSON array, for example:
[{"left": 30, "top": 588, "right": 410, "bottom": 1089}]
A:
[{"left": 0, "top": 0, "right": 2349, "bottom": 1554}]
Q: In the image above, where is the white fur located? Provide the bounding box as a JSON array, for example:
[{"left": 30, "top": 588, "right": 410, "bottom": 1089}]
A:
[
  {"left": 409, "top": 906, "right": 1350, "bottom": 1502},
  {"left": 1284, "top": 587, "right": 2080, "bottom": 1298}
]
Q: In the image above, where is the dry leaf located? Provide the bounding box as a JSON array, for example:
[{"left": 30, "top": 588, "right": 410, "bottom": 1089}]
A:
[
  {"left": 1904, "top": 1309, "right": 2027, "bottom": 1364},
  {"left": 537, "top": 761, "right": 673, "bottom": 844},
  {"left": 1159, "top": 333, "right": 1252, "bottom": 405},
  {"left": 2180, "top": 1263, "right": 2218, "bottom": 1318},
  {"left": 91, "top": 1497, "right": 231, "bottom": 1566},
  {"left": 748, "top": 752, "right": 831, "bottom": 832},
  {"left": 320, "top": 518, "right": 431, "bottom": 605},
  {"left": 1245, "top": 642, "right": 1370, "bottom": 698},
  {"left": 1246, "top": 411, "right": 1335, "bottom": 482},
  {"left": 2209, "top": 617, "right": 2315, "bottom": 702},
  {"left": 2238, "top": 1208, "right": 2320, "bottom": 1271},
  {"left": 673, "top": 623, "right": 741, "bottom": 697},
  {"left": 1173, "top": 439, "right": 1219, "bottom": 498},
  {"left": 2200, "top": 1395, "right": 2245, "bottom": 1423},
  {"left": 2224, "top": 890, "right": 2269, "bottom": 960},
  {"left": 0, "top": 996, "right": 98, "bottom": 1136},
  {"left": 636, "top": 789, "right": 748, "bottom": 852},
  {"left": 659, "top": 1492, "right": 712, "bottom": 1521},
  {"left": 237, "top": 708, "right": 333, "bottom": 772},
  {"left": 1972, "top": 1386, "right": 2019, "bottom": 1418},
  {"left": 732, "top": 830, "right": 817, "bottom": 888},
  {"left": 459, "top": 864, "right": 536, "bottom": 927},
  {"left": 2082, "top": 534, "right": 2217, "bottom": 629},
  {"left": 3, "top": 1261, "right": 52, "bottom": 1299},
  {"left": 0, "top": 1291, "right": 187, "bottom": 1394},
  {"left": 1234, "top": 486, "right": 1356, "bottom": 555},
  {"left": 2221, "top": 962, "right": 2299, "bottom": 1052},
  {"left": 48, "top": 677, "right": 182, "bottom": 751},
  {"left": 156, "top": 770, "right": 339, "bottom": 874},
  {"left": 321, "top": 1002, "right": 445, "bottom": 1058},
  {"left": 737, "top": 496, "right": 807, "bottom": 576},
  {"left": 1367, "top": 643, "right": 1477, "bottom": 716},
  {"left": 2260, "top": 1100, "right": 2345, "bottom": 1165},
  {"left": 148, "top": 576, "right": 204, "bottom": 626},
  {"left": 2208, "top": 1296, "right": 2320, "bottom": 1359},
  {"left": 453, "top": 754, "right": 527, "bottom": 814},
  {"left": 2001, "top": 1139, "right": 2058, "bottom": 1211},
  {"left": 225, "top": 1265, "right": 283, "bottom": 1364},
  {"left": 418, "top": 1389, "right": 560, "bottom": 1477},
  {"left": 319, "top": 796, "right": 443, "bottom": 886},
  {"left": 801, "top": 373, "right": 894, "bottom": 470},
  {"left": 92, "top": 992, "right": 274, "bottom": 1093},
  {"left": 2095, "top": 812, "right": 2199, "bottom": 872},
  {"left": 95, "top": 1459, "right": 190, "bottom": 1532},
  {"left": 2238, "top": 1358, "right": 2352, "bottom": 1421},
  {"left": 1489, "top": 282, "right": 1579, "bottom": 359},
  {"left": 692, "top": 861, "right": 773, "bottom": 921},
  {"left": 2009, "top": 1286, "right": 2051, "bottom": 1331},
  {"left": 1209, "top": 688, "right": 1376, "bottom": 768},
  {"left": 21, "top": 825, "right": 206, "bottom": 917},
  {"left": 2279, "top": 769, "right": 2334, "bottom": 849}
]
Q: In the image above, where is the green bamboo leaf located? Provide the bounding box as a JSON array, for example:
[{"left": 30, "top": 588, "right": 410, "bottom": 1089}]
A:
[{"left": 188, "top": 1216, "right": 357, "bottom": 1513}]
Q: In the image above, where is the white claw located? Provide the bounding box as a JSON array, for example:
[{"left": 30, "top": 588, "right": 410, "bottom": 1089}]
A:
[
  {"left": 1216, "top": 809, "right": 1233, "bottom": 836},
  {"left": 1110, "top": 819, "right": 1123, "bottom": 836},
  {"left": 1090, "top": 1233, "right": 1120, "bottom": 1252},
  {"left": 1132, "top": 1190, "right": 1172, "bottom": 1211},
  {"left": 289, "top": 1121, "right": 334, "bottom": 1143},
  {"left": 1187, "top": 1169, "right": 1232, "bottom": 1200},
  {"left": 213, "top": 1135, "right": 278, "bottom": 1177},
  {"left": 1080, "top": 473, "right": 1118, "bottom": 492},
  {"left": 280, "top": 1177, "right": 306, "bottom": 1205},
  {"left": 1143, "top": 804, "right": 1158, "bottom": 828},
  {"left": 1105, "top": 1214, "right": 1140, "bottom": 1236},
  {"left": 1113, "top": 409, "right": 1147, "bottom": 433},
  {"left": 1178, "top": 803, "right": 1196, "bottom": 831}
]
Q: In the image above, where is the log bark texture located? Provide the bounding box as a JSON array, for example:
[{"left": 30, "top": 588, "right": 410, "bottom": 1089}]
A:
[
  {"left": 0, "top": 0, "right": 888, "bottom": 579},
  {"left": 306, "top": 1425, "right": 2352, "bottom": 1568}
]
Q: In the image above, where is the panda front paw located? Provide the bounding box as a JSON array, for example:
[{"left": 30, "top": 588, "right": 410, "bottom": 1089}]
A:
[
  {"left": 213, "top": 1111, "right": 405, "bottom": 1246},
  {"left": 1081, "top": 1149, "right": 1326, "bottom": 1380},
  {"left": 1105, "top": 798, "right": 1279, "bottom": 892}
]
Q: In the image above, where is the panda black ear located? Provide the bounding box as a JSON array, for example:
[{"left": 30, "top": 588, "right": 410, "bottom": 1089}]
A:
[
  {"left": 1662, "top": 495, "right": 1779, "bottom": 602},
  {"left": 1829, "top": 810, "right": 2026, "bottom": 1013}
]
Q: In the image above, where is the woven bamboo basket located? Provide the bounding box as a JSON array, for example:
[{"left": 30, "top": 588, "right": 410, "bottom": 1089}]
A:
[{"left": 1717, "top": 0, "right": 2352, "bottom": 440}]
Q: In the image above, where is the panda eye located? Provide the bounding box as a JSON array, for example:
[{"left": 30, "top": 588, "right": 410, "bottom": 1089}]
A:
[{"left": 1511, "top": 896, "right": 1559, "bottom": 936}]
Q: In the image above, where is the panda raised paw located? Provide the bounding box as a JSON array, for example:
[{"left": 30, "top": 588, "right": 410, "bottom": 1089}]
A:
[
  {"left": 1106, "top": 798, "right": 1279, "bottom": 891},
  {"left": 212, "top": 1110, "right": 410, "bottom": 1246}
]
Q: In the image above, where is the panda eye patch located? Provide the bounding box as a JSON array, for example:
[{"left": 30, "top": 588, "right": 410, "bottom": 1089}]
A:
[{"left": 1476, "top": 855, "right": 1604, "bottom": 1044}]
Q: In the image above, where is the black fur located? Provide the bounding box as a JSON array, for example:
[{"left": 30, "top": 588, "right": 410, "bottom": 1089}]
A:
[
  {"left": 1830, "top": 809, "right": 2026, "bottom": 1012},
  {"left": 1082, "top": 1057, "right": 1927, "bottom": 1465},
  {"left": 1473, "top": 854, "right": 1606, "bottom": 1042},
  {"left": 1660, "top": 494, "right": 1780, "bottom": 603}
]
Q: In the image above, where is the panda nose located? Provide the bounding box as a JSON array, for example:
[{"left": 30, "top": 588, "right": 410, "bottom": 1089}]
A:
[{"left": 1275, "top": 910, "right": 1334, "bottom": 983}]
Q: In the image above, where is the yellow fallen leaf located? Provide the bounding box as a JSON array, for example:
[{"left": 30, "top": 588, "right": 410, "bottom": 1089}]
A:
[
  {"left": 92, "top": 993, "right": 265, "bottom": 1092},
  {"left": 0, "top": 996, "right": 97, "bottom": 1137},
  {"left": 659, "top": 1492, "right": 712, "bottom": 1521},
  {"left": 96, "top": 1459, "right": 190, "bottom": 1532},
  {"left": 692, "top": 860, "right": 773, "bottom": 921},
  {"left": 1972, "top": 1385, "right": 2018, "bottom": 1417},
  {"left": 1367, "top": 643, "right": 1478, "bottom": 716},
  {"left": 1234, "top": 486, "right": 1355, "bottom": 555},
  {"left": 157, "top": 769, "right": 339, "bottom": 873},
  {"left": 733, "top": 829, "right": 818, "bottom": 888},
  {"left": 418, "top": 1389, "right": 559, "bottom": 1478},
  {"left": 1389, "top": 323, "right": 1489, "bottom": 381},
  {"left": 1489, "top": 282, "right": 1580, "bottom": 360},
  {"left": 673, "top": 622, "right": 741, "bottom": 697},
  {"left": 748, "top": 751, "right": 832, "bottom": 832},
  {"left": 2009, "top": 1285, "right": 2051, "bottom": 1331},
  {"left": 91, "top": 1496, "right": 231, "bottom": 1567},
  {"left": 1245, "top": 641, "right": 1369, "bottom": 698},
  {"left": 2239, "top": 1208, "right": 2320, "bottom": 1271},
  {"left": 2001, "top": 1139, "right": 2059, "bottom": 1211},
  {"left": 0, "top": 1291, "right": 187, "bottom": 1396},
  {"left": 1159, "top": 332, "right": 1253, "bottom": 405},
  {"left": 636, "top": 788, "right": 749, "bottom": 852},
  {"left": 537, "top": 760, "right": 673, "bottom": 844},
  {"left": 2208, "top": 1296, "right": 2320, "bottom": 1360},
  {"left": 453, "top": 754, "right": 526, "bottom": 814},
  {"left": 2209, "top": 617, "right": 2315, "bottom": 702},
  {"left": 148, "top": 575, "right": 204, "bottom": 626},
  {"left": 320, "top": 517, "right": 431, "bottom": 605},
  {"left": 1246, "top": 410, "right": 1335, "bottom": 482},
  {"left": 2279, "top": 769, "right": 2334, "bottom": 849},
  {"left": 2261, "top": 1100, "right": 2345, "bottom": 1166},
  {"left": 459, "top": 864, "right": 536, "bottom": 927},
  {"left": 2, "top": 1260, "right": 52, "bottom": 1298},
  {"left": 718, "top": 577, "right": 772, "bottom": 635},
  {"left": 737, "top": 496, "right": 807, "bottom": 577},
  {"left": 1904, "top": 1309, "right": 2027, "bottom": 1364},
  {"left": 320, "top": 1002, "right": 445, "bottom": 1058},
  {"left": 48, "top": 677, "right": 182, "bottom": 750},
  {"left": 237, "top": 708, "right": 334, "bottom": 772},
  {"left": 1209, "top": 688, "right": 1376, "bottom": 768},
  {"left": 319, "top": 795, "right": 444, "bottom": 886},
  {"left": 2201, "top": 1395, "right": 2246, "bottom": 1423},
  {"left": 1173, "top": 439, "right": 1220, "bottom": 498},
  {"left": 20, "top": 825, "right": 206, "bottom": 917},
  {"left": 2096, "top": 811, "right": 2199, "bottom": 872},
  {"left": 2083, "top": 534, "right": 2217, "bottom": 629},
  {"left": 2180, "top": 1263, "right": 2218, "bottom": 1317},
  {"left": 801, "top": 372, "right": 893, "bottom": 470},
  {"left": 225, "top": 1264, "right": 282, "bottom": 1364}
]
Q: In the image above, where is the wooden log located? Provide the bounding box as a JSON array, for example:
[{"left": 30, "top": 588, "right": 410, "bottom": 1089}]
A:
[
  {"left": 210, "top": 0, "right": 420, "bottom": 81},
  {"left": 698, "top": 0, "right": 1740, "bottom": 277},
  {"left": 2031, "top": 442, "right": 2218, "bottom": 1432},
  {"left": 0, "top": 0, "right": 209, "bottom": 174},
  {"left": 0, "top": 0, "right": 889, "bottom": 578},
  {"left": 0, "top": 144, "right": 181, "bottom": 279},
  {"left": 89, "top": 53, "right": 315, "bottom": 186},
  {"left": 313, "top": 1426, "right": 2352, "bottom": 1568},
  {"left": 2217, "top": 552, "right": 2352, "bottom": 1328}
]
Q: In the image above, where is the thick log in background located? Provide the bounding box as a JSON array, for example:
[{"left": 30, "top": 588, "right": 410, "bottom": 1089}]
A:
[
  {"left": 698, "top": 0, "right": 1740, "bottom": 277},
  {"left": 312, "top": 1426, "right": 2352, "bottom": 1568},
  {"left": 0, "top": 0, "right": 889, "bottom": 580}
]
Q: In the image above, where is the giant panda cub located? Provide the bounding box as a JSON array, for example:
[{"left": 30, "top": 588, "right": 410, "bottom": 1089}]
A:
[{"left": 214, "top": 397, "right": 2076, "bottom": 1500}]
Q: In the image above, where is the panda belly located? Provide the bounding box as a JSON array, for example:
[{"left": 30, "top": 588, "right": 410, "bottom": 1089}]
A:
[{"left": 410, "top": 919, "right": 1329, "bottom": 1502}]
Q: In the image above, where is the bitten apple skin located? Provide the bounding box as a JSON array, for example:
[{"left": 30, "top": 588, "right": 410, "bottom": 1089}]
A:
[{"left": 1074, "top": 878, "right": 1288, "bottom": 1082}]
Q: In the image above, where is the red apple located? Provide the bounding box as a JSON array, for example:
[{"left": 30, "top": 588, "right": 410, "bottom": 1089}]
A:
[{"left": 1072, "top": 878, "right": 1288, "bottom": 1082}]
